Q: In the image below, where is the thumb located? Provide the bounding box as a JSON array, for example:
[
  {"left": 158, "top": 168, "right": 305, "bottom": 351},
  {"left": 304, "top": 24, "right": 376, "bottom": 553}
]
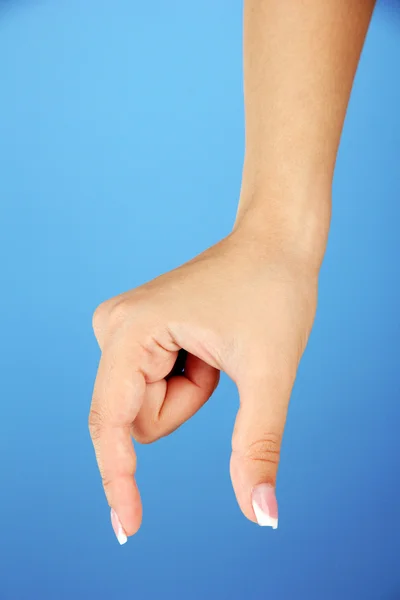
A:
[{"left": 230, "top": 366, "right": 294, "bottom": 530}]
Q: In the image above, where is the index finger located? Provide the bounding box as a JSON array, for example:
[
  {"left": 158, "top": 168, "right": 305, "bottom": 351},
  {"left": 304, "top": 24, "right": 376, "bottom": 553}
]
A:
[{"left": 89, "top": 338, "right": 146, "bottom": 542}]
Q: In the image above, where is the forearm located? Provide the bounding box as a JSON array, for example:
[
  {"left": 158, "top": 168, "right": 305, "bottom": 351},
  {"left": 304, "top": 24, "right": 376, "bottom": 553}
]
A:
[{"left": 234, "top": 0, "right": 375, "bottom": 267}]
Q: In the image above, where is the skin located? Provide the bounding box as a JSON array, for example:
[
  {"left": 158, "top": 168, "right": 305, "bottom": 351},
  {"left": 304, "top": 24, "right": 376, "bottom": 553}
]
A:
[{"left": 89, "top": 0, "right": 376, "bottom": 538}]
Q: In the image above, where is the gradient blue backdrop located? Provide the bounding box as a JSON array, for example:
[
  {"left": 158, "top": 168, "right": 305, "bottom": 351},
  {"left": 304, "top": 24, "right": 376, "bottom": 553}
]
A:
[{"left": 1, "top": 1, "right": 399, "bottom": 598}]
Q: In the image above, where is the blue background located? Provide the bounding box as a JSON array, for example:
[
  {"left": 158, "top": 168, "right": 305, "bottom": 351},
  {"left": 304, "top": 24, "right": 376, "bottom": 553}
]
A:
[{"left": 1, "top": 1, "right": 399, "bottom": 598}]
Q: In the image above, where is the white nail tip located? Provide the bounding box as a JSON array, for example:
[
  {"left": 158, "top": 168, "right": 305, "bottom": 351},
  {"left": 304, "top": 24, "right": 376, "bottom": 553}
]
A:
[
  {"left": 111, "top": 508, "right": 128, "bottom": 545},
  {"left": 252, "top": 500, "right": 278, "bottom": 529},
  {"left": 117, "top": 528, "right": 128, "bottom": 545},
  {"left": 117, "top": 526, "right": 128, "bottom": 546}
]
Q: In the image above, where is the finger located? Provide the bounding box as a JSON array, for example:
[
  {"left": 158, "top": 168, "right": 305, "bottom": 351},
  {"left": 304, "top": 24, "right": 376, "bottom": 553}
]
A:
[
  {"left": 132, "top": 353, "right": 220, "bottom": 443},
  {"left": 230, "top": 364, "right": 295, "bottom": 530},
  {"left": 89, "top": 338, "right": 147, "bottom": 541}
]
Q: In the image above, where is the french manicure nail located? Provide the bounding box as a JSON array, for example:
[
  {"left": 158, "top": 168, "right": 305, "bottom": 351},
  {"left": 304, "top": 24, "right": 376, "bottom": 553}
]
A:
[
  {"left": 110, "top": 508, "right": 128, "bottom": 545},
  {"left": 252, "top": 483, "right": 278, "bottom": 529}
]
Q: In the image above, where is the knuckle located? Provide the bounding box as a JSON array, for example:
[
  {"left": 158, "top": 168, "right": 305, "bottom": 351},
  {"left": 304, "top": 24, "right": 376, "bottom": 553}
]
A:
[
  {"left": 107, "top": 298, "right": 131, "bottom": 329},
  {"left": 88, "top": 408, "right": 106, "bottom": 441},
  {"left": 92, "top": 296, "right": 132, "bottom": 339},
  {"left": 237, "top": 434, "right": 282, "bottom": 466},
  {"left": 92, "top": 300, "right": 111, "bottom": 337},
  {"left": 101, "top": 476, "right": 113, "bottom": 494}
]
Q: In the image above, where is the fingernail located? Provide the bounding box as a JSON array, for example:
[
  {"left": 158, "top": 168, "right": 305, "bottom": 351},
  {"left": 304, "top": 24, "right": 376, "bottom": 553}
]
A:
[
  {"left": 252, "top": 484, "right": 278, "bottom": 529},
  {"left": 110, "top": 508, "right": 128, "bottom": 545}
]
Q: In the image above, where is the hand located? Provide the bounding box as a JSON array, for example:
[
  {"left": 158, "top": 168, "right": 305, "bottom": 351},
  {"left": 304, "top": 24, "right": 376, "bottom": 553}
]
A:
[{"left": 89, "top": 227, "right": 318, "bottom": 542}]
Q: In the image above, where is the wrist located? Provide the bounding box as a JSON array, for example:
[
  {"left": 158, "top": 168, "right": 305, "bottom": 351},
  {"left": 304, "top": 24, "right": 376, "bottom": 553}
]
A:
[{"left": 232, "top": 183, "right": 331, "bottom": 273}]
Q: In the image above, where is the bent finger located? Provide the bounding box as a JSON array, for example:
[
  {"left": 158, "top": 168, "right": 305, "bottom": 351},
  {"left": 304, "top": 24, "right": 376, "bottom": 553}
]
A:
[{"left": 132, "top": 353, "right": 220, "bottom": 442}]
